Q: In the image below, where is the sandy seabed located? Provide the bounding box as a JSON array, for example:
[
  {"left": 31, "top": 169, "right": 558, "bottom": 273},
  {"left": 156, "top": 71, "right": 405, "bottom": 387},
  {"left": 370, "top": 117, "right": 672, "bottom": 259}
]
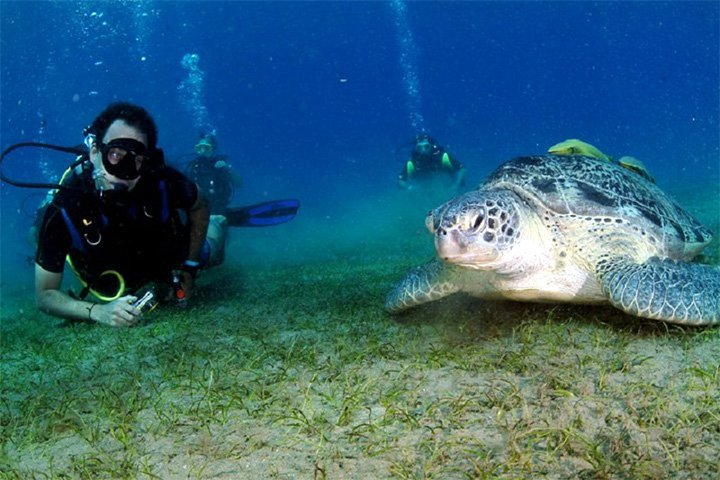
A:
[{"left": 1, "top": 183, "right": 719, "bottom": 479}]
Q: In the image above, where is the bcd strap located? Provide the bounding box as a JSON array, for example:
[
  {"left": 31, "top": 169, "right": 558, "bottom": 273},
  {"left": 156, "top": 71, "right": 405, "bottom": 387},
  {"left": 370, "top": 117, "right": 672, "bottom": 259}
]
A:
[{"left": 441, "top": 152, "right": 452, "bottom": 169}]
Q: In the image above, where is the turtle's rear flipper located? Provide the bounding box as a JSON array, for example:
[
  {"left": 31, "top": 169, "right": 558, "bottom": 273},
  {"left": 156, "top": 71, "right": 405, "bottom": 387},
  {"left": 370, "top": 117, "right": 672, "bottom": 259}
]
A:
[
  {"left": 385, "top": 259, "right": 460, "bottom": 313},
  {"left": 598, "top": 257, "right": 720, "bottom": 325}
]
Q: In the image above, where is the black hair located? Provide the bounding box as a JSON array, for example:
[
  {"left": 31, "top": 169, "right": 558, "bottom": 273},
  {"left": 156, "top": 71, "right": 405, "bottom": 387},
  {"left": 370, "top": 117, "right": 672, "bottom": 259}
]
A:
[
  {"left": 86, "top": 102, "right": 159, "bottom": 150},
  {"left": 198, "top": 132, "right": 217, "bottom": 149},
  {"left": 416, "top": 133, "right": 436, "bottom": 145}
]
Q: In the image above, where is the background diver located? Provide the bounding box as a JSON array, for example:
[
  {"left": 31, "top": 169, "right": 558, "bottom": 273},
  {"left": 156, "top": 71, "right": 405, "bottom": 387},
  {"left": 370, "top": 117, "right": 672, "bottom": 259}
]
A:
[
  {"left": 397, "top": 134, "right": 466, "bottom": 191},
  {"left": 184, "top": 132, "right": 243, "bottom": 214}
]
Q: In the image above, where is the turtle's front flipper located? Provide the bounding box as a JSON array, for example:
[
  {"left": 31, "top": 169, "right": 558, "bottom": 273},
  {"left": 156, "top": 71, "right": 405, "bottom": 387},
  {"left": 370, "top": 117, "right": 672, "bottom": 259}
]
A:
[
  {"left": 385, "top": 259, "right": 460, "bottom": 313},
  {"left": 597, "top": 257, "right": 720, "bottom": 325}
]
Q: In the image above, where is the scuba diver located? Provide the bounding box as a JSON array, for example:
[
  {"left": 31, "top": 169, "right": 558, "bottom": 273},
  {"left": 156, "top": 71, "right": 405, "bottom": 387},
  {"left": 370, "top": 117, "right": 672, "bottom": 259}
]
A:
[
  {"left": 1, "top": 102, "right": 299, "bottom": 327},
  {"left": 397, "top": 134, "right": 466, "bottom": 191},
  {"left": 33, "top": 102, "right": 220, "bottom": 326},
  {"left": 184, "top": 133, "right": 243, "bottom": 214}
]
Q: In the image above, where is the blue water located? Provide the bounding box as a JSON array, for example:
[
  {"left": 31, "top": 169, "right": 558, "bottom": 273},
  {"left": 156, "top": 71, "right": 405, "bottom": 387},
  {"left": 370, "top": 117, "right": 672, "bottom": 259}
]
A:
[{"left": 1, "top": 1, "right": 718, "bottom": 301}]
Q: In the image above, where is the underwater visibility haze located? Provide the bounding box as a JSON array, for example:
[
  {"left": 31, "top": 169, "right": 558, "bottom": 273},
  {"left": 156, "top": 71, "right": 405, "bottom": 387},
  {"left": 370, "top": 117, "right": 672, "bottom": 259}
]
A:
[{"left": 1, "top": 1, "right": 719, "bottom": 478}]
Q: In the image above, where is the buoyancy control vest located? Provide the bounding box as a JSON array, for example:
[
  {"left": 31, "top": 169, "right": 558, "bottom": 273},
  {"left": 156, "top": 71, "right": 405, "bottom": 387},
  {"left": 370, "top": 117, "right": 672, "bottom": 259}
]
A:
[{"left": 50, "top": 167, "right": 190, "bottom": 300}]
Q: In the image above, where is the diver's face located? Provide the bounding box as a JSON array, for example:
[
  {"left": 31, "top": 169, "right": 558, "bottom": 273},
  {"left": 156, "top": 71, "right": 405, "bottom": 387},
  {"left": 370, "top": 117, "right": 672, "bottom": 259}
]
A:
[
  {"left": 196, "top": 142, "right": 214, "bottom": 158},
  {"left": 91, "top": 120, "right": 148, "bottom": 191},
  {"left": 416, "top": 139, "right": 432, "bottom": 155}
]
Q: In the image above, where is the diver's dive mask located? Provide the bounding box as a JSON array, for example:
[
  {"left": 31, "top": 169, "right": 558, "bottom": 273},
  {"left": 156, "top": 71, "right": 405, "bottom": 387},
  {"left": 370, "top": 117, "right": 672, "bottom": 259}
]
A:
[
  {"left": 194, "top": 140, "right": 214, "bottom": 156},
  {"left": 100, "top": 138, "right": 149, "bottom": 180},
  {"left": 415, "top": 138, "right": 434, "bottom": 155}
]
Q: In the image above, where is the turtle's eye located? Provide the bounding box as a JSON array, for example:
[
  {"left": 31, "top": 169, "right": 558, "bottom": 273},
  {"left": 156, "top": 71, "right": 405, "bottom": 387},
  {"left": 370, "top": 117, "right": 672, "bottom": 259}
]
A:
[
  {"left": 473, "top": 215, "right": 483, "bottom": 230},
  {"left": 471, "top": 208, "right": 485, "bottom": 231}
]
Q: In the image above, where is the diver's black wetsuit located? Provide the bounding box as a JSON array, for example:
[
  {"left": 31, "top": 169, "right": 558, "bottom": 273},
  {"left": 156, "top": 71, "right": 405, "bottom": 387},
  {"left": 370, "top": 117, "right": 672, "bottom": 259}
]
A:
[
  {"left": 185, "top": 155, "right": 234, "bottom": 214},
  {"left": 398, "top": 146, "right": 464, "bottom": 183},
  {"left": 35, "top": 165, "right": 198, "bottom": 297}
]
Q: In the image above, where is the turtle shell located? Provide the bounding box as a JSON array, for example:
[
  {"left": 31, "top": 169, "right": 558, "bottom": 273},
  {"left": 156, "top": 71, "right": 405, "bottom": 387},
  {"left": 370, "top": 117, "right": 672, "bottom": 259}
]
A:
[{"left": 482, "top": 154, "right": 712, "bottom": 250}]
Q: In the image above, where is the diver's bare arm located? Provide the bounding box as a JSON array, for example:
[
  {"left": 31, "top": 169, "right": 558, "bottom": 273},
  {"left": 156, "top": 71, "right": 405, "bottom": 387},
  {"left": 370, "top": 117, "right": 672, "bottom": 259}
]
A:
[
  {"left": 34, "top": 264, "right": 88, "bottom": 320},
  {"left": 186, "top": 193, "right": 210, "bottom": 262},
  {"left": 34, "top": 264, "right": 139, "bottom": 326},
  {"left": 453, "top": 167, "right": 467, "bottom": 188}
]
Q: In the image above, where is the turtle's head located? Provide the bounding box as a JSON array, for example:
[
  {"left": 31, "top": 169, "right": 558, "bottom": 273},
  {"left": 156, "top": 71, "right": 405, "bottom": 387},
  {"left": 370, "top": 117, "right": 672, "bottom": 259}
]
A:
[{"left": 427, "top": 190, "right": 521, "bottom": 270}]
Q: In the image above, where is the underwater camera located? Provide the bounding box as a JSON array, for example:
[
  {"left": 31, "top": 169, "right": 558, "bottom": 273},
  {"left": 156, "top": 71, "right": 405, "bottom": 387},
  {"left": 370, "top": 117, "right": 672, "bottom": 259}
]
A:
[{"left": 132, "top": 288, "right": 158, "bottom": 315}]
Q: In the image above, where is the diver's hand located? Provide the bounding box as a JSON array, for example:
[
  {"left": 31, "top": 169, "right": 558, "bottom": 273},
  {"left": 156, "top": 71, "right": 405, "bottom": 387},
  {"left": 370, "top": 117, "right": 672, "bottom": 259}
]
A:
[
  {"left": 176, "top": 271, "right": 195, "bottom": 300},
  {"left": 90, "top": 295, "right": 142, "bottom": 327}
]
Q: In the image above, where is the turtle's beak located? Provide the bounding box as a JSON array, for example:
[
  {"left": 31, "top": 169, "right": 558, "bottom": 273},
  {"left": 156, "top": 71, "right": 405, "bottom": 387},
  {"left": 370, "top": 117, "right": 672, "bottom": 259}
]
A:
[
  {"left": 435, "top": 226, "right": 468, "bottom": 260},
  {"left": 435, "top": 224, "right": 500, "bottom": 268}
]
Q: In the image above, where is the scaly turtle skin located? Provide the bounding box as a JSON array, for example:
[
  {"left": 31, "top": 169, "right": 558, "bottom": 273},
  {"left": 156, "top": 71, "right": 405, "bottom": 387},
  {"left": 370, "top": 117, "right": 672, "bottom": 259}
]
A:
[{"left": 386, "top": 154, "right": 720, "bottom": 325}]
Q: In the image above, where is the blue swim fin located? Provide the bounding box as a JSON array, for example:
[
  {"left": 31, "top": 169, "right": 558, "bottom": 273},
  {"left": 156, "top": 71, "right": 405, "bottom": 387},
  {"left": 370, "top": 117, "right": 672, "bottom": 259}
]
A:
[{"left": 225, "top": 199, "right": 300, "bottom": 227}]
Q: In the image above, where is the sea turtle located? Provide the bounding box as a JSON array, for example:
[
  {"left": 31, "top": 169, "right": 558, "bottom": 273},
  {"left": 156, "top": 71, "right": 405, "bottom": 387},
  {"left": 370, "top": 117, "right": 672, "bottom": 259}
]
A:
[{"left": 385, "top": 154, "right": 720, "bottom": 325}]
